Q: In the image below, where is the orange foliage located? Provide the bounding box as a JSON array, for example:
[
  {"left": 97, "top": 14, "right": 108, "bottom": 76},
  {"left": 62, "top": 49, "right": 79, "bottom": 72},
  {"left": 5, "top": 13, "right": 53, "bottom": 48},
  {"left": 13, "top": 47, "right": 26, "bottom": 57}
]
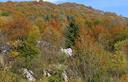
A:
[
  {"left": 2, "top": 16, "right": 32, "bottom": 40},
  {"left": 117, "top": 74, "right": 128, "bottom": 82}
]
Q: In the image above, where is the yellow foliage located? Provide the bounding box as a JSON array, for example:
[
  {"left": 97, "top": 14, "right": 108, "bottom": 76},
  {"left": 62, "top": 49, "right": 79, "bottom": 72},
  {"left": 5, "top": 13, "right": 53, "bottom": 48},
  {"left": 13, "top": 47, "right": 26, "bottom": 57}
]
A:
[
  {"left": 0, "top": 70, "right": 17, "bottom": 82},
  {"left": 9, "top": 40, "right": 21, "bottom": 48},
  {"left": 68, "top": 79, "right": 84, "bottom": 82},
  {"left": 10, "top": 50, "right": 19, "bottom": 57},
  {"left": 0, "top": 16, "right": 9, "bottom": 28}
]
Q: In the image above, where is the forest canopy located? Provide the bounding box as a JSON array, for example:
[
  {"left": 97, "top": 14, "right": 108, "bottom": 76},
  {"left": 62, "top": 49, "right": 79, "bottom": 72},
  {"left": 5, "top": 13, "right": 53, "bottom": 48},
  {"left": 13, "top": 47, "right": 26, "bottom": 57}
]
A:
[{"left": 0, "top": 1, "right": 128, "bottom": 82}]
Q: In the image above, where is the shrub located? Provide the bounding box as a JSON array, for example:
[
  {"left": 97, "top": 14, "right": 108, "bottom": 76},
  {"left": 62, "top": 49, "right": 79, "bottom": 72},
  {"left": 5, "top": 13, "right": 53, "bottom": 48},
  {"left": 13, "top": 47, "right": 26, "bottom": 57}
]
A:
[
  {"left": 0, "top": 11, "right": 11, "bottom": 16},
  {"left": 48, "top": 75, "right": 63, "bottom": 82},
  {"left": 65, "top": 20, "right": 79, "bottom": 48}
]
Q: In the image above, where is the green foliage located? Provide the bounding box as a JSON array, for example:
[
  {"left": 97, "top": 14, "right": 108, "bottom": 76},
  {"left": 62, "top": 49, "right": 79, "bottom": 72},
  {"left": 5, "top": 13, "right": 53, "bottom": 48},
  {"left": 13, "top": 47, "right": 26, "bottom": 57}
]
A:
[
  {"left": 0, "top": 70, "right": 22, "bottom": 82},
  {"left": 65, "top": 21, "right": 79, "bottom": 48},
  {"left": 48, "top": 75, "right": 64, "bottom": 82},
  {"left": 18, "top": 39, "right": 40, "bottom": 68},
  {"left": 108, "top": 53, "right": 127, "bottom": 76},
  {"left": 114, "top": 39, "right": 128, "bottom": 51},
  {"left": 58, "top": 53, "right": 68, "bottom": 64},
  {"left": 0, "top": 11, "right": 11, "bottom": 16}
]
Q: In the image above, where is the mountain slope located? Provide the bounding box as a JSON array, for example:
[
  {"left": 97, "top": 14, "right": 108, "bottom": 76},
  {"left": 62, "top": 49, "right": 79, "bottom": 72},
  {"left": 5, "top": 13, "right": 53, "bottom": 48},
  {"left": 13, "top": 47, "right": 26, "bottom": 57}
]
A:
[{"left": 0, "top": 1, "right": 128, "bottom": 82}]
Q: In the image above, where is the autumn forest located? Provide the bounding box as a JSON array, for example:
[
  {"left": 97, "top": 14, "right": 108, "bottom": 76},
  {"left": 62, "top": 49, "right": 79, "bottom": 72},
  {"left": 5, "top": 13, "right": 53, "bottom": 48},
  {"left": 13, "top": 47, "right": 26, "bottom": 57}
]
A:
[{"left": 0, "top": 1, "right": 128, "bottom": 82}]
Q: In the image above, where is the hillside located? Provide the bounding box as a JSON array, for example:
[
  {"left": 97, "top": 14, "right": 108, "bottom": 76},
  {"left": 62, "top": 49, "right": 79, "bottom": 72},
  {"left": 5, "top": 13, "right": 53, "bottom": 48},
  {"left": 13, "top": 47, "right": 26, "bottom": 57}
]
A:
[{"left": 0, "top": 1, "right": 128, "bottom": 82}]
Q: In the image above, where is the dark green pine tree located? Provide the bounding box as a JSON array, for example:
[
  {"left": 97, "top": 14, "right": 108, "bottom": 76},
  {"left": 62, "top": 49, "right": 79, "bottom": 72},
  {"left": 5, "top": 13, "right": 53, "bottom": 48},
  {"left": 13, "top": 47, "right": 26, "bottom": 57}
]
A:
[{"left": 65, "top": 21, "right": 79, "bottom": 48}]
